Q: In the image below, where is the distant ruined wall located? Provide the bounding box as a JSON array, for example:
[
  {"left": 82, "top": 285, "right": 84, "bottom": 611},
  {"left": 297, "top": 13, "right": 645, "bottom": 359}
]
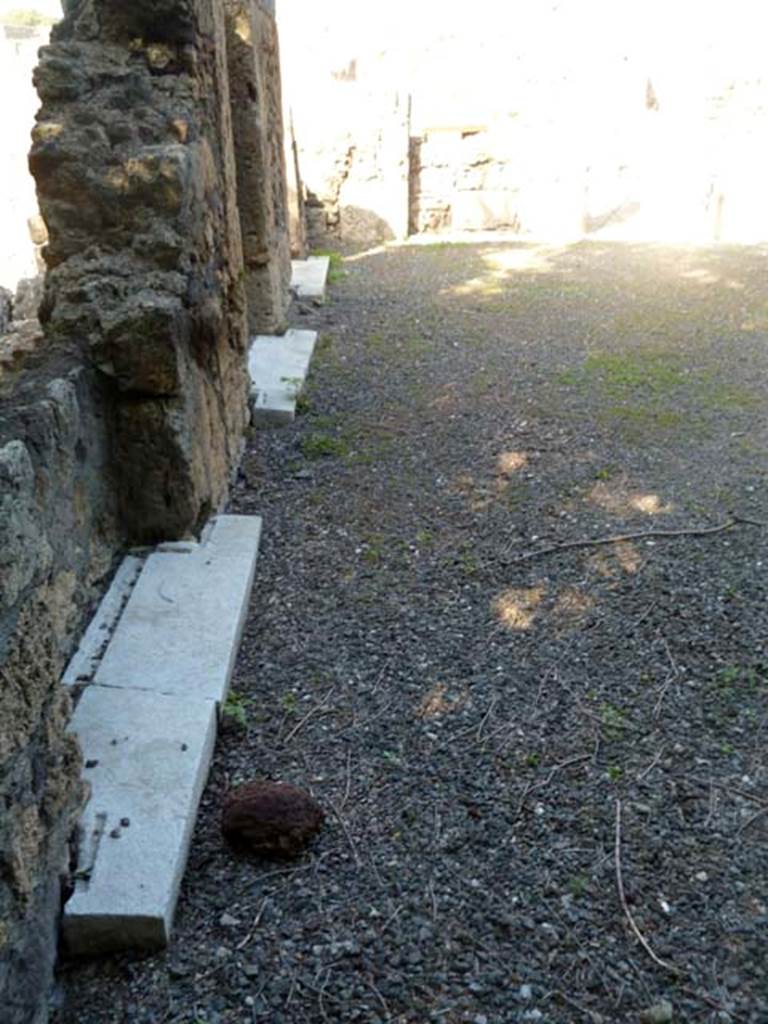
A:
[
  {"left": 285, "top": 110, "right": 308, "bottom": 259},
  {"left": 0, "top": 23, "right": 51, "bottom": 308},
  {"left": 290, "top": 82, "right": 410, "bottom": 251},
  {"left": 281, "top": 10, "right": 768, "bottom": 246},
  {"left": 1, "top": 1, "right": 290, "bottom": 1020}
]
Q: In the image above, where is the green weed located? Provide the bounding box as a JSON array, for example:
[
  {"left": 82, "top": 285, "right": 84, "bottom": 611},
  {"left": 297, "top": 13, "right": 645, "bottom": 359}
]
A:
[
  {"left": 599, "top": 702, "right": 628, "bottom": 740},
  {"left": 312, "top": 250, "right": 346, "bottom": 284},
  {"left": 221, "top": 691, "right": 251, "bottom": 729},
  {"left": 281, "top": 692, "right": 298, "bottom": 715},
  {"left": 295, "top": 392, "right": 313, "bottom": 415},
  {"left": 568, "top": 874, "right": 590, "bottom": 897},
  {"left": 301, "top": 433, "right": 349, "bottom": 459}
]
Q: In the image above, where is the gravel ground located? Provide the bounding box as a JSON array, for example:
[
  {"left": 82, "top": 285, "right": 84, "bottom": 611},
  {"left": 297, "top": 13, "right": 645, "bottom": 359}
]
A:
[{"left": 54, "top": 241, "right": 768, "bottom": 1024}]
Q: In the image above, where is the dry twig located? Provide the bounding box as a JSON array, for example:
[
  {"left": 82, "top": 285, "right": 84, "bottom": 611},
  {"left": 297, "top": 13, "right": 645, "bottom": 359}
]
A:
[
  {"left": 738, "top": 806, "right": 768, "bottom": 834},
  {"left": 236, "top": 897, "right": 270, "bottom": 951},
  {"left": 516, "top": 753, "right": 591, "bottom": 817},
  {"left": 637, "top": 747, "right": 664, "bottom": 781},
  {"left": 284, "top": 687, "right": 336, "bottom": 743},
  {"left": 327, "top": 796, "right": 362, "bottom": 867},
  {"left": 614, "top": 800, "right": 680, "bottom": 975},
  {"left": 507, "top": 517, "right": 762, "bottom": 565},
  {"left": 688, "top": 777, "right": 768, "bottom": 808},
  {"left": 366, "top": 977, "right": 391, "bottom": 1019},
  {"left": 339, "top": 747, "right": 353, "bottom": 813}
]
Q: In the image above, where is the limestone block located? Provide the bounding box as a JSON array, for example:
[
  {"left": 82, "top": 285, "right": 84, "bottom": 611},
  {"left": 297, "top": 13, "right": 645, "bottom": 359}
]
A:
[
  {"left": 248, "top": 328, "right": 317, "bottom": 426},
  {"left": 290, "top": 257, "right": 329, "bottom": 301},
  {"left": 62, "top": 556, "right": 145, "bottom": 687},
  {"left": 62, "top": 685, "right": 217, "bottom": 953},
  {"left": 94, "top": 516, "right": 262, "bottom": 703}
]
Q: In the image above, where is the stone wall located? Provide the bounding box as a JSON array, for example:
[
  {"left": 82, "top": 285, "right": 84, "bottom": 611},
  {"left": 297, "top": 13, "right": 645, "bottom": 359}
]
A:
[
  {"left": 0, "top": 1, "right": 290, "bottom": 1020},
  {"left": 0, "top": 336, "right": 121, "bottom": 1024},
  {"left": 225, "top": 0, "right": 291, "bottom": 333},
  {"left": 31, "top": 0, "right": 252, "bottom": 542}
]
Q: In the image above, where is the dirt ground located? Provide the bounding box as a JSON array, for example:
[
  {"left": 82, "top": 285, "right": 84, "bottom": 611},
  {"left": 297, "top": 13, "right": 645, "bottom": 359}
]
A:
[{"left": 54, "top": 240, "right": 768, "bottom": 1023}]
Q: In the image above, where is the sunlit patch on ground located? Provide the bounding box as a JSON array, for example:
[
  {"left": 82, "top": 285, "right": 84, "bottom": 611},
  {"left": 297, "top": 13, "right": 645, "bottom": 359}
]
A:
[
  {"left": 451, "top": 471, "right": 508, "bottom": 512},
  {"left": 493, "top": 585, "right": 546, "bottom": 631},
  {"left": 415, "top": 683, "right": 467, "bottom": 718},
  {"left": 552, "top": 586, "right": 595, "bottom": 629},
  {"left": 589, "top": 478, "right": 673, "bottom": 517},
  {"left": 447, "top": 245, "right": 564, "bottom": 297},
  {"left": 589, "top": 540, "right": 643, "bottom": 578},
  {"left": 449, "top": 451, "right": 532, "bottom": 513},
  {"left": 427, "top": 383, "right": 459, "bottom": 410},
  {"left": 483, "top": 246, "right": 563, "bottom": 275},
  {"left": 496, "top": 450, "right": 528, "bottom": 475},
  {"left": 680, "top": 267, "right": 746, "bottom": 291}
]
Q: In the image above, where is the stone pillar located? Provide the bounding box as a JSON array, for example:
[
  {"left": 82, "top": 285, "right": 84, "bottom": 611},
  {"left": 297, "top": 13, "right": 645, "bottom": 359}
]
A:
[
  {"left": 224, "top": 0, "right": 292, "bottom": 334},
  {"left": 286, "top": 108, "right": 308, "bottom": 259},
  {"left": 30, "top": 0, "right": 250, "bottom": 543}
]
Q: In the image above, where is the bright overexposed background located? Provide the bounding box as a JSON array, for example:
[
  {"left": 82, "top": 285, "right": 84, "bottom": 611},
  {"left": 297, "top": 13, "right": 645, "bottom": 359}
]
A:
[{"left": 278, "top": 0, "right": 768, "bottom": 243}]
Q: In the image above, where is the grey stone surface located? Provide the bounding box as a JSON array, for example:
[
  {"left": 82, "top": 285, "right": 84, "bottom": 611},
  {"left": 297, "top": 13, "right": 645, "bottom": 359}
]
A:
[
  {"left": 13, "top": 275, "right": 44, "bottom": 322},
  {"left": 94, "top": 516, "right": 262, "bottom": 703},
  {"left": 291, "top": 256, "right": 330, "bottom": 300},
  {"left": 0, "top": 439, "right": 51, "bottom": 611},
  {"left": 62, "top": 685, "right": 217, "bottom": 954},
  {"left": 0, "top": 286, "right": 12, "bottom": 333},
  {"left": 0, "top": 363, "right": 116, "bottom": 1024},
  {"left": 62, "top": 556, "right": 145, "bottom": 687},
  {"left": 248, "top": 328, "right": 317, "bottom": 426}
]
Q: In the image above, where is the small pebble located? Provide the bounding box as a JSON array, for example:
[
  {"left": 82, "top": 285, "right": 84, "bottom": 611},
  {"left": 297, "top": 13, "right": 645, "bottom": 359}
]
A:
[
  {"left": 167, "top": 962, "right": 191, "bottom": 979},
  {"left": 640, "top": 1001, "right": 674, "bottom": 1024},
  {"left": 219, "top": 913, "right": 239, "bottom": 927}
]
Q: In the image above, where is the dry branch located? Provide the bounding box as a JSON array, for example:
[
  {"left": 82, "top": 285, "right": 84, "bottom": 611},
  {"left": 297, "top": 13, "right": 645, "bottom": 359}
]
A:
[{"left": 506, "top": 517, "right": 764, "bottom": 565}]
